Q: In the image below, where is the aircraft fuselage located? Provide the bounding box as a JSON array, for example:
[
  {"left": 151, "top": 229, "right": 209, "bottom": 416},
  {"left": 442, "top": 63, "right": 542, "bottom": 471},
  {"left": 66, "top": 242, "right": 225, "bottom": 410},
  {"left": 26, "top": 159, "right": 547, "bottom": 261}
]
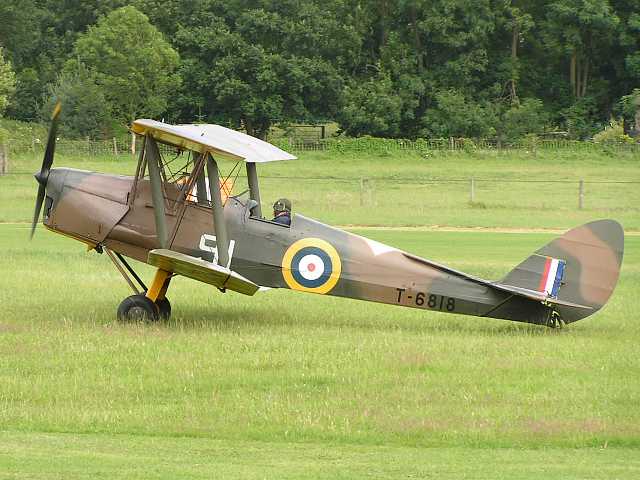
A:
[{"left": 43, "top": 168, "right": 556, "bottom": 325}]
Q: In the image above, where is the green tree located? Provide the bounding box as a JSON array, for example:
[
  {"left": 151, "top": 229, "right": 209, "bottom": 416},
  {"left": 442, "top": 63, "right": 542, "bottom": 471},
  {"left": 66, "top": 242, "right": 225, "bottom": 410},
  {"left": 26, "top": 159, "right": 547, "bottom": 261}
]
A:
[
  {"left": 339, "top": 70, "right": 403, "bottom": 137},
  {"left": 563, "top": 95, "right": 601, "bottom": 138},
  {"left": 499, "top": 98, "right": 549, "bottom": 141},
  {"left": 619, "top": 88, "right": 640, "bottom": 135},
  {"left": 174, "top": 3, "right": 344, "bottom": 138},
  {"left": 0, "top": 0, "right": 636, "bottom": 141},
  {"left": 622, "top": 14, "right": 640, "bottom": 78},
  {"left": 2, "top": 0, "right": 124, "bottom": 121},
  {"left": 416, "top": 0, "right": 502, "bottom": 88},
  {"left": 0, "top": 48, "right": 16, "bottom": 116},
  {"left": 422, "top": 89, "right": 498, "bottom": 138},
  {"left": 614, "top": 1, "right": 640, "bottom": 92},
  {"left": 345, "top": 0, "right": 513, "bottom": 138},
  {"left": 542, "top": 0, "right": 619, "bottom": 99},
  {"left": 0, "top": 0, "right": 43, "bottom": 69},
  {"left": 8, "top": 68, "right": 42, "bottom": 122},
  {"left": 42, "top": 63, "right": 111, "bottom": 138},
  {"left": 503, "top": 1, "right": 535, "bottom": 104},
  {"left": 72, "top": 5, "right": 180, "bottom": 124}
]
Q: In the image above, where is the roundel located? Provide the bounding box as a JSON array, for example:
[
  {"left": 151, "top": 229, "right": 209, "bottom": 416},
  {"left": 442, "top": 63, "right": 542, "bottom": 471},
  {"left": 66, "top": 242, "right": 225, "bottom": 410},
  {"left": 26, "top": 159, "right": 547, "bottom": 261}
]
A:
[{"left": 282, "top": 238, "right": 342, "bottom": 294}]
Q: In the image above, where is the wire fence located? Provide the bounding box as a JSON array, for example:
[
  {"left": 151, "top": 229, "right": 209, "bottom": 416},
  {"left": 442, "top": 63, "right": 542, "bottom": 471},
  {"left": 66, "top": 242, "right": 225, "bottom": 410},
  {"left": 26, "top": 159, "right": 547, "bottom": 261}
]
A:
[
  {"left": 272, "top": 137, "right": 640, "bottom": 153},
  {"left": 3, "top": 168, "right": 638, "bottom": 227},
  {"left": 252, "top": 175, "right": 640, "bottom": 209},
  {"left": 6, "top": 137, "right": 135, "bottom": 156},
  {"left": 2, "top": 132, "right": 638, "bottom": 225},
  {"left": 251, "top": 175, "right": 640, "bottom": 228},
  {"left": 4, "top": 135, "right": 640, "bottom": 157}
]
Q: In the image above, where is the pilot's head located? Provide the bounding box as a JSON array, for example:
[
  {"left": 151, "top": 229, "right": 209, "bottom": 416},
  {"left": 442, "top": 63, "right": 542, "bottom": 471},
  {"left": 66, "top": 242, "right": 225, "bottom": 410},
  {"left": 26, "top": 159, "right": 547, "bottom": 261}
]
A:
[{"left": 273, "top": 198, "right": 291, "bottom": 216}]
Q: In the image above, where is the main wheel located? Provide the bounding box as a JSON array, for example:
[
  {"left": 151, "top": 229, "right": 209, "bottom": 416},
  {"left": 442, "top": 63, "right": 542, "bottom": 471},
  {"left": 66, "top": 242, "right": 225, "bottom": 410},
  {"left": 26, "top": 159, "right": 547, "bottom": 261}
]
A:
[
  {"left": 117, "top": 294, "right": 159, "bottom": 322},
  {"left": 156, "top": 297, "right": 171, "bottom": 320}
]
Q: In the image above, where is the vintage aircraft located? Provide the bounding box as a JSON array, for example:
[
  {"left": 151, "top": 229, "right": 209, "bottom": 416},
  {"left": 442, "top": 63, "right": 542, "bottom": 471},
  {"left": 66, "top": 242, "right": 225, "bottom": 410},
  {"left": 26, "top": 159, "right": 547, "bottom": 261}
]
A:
[{"left": 31, "top": 104, "right": 624, "bottom": 327}]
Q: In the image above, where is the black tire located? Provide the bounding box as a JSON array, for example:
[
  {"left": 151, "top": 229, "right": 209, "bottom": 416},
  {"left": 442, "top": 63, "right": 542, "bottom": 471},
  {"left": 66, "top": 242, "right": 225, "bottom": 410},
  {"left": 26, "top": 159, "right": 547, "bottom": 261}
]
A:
[
  {"left": 156, "top": 297, "right": 171, "bottom": 320},
  {"left": 117, "top": 294, "right": 159, "bottom": 322}
]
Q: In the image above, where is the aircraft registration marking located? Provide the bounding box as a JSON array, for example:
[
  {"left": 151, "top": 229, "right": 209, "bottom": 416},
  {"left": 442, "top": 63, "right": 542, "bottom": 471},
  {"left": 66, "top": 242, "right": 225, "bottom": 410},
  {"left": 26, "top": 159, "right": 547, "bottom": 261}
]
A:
[{"left": 396, "top": 288, "right": 456, "bottom": 312}]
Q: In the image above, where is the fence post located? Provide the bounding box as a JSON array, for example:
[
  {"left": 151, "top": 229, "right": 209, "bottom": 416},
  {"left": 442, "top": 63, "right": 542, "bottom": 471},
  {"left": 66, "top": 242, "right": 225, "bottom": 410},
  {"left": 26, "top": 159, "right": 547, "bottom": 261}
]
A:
[
  {"left": 369, "top": 179, "right": 376, "bottom": 206},
  {"left": 470, "top": 177, "right": 475, "bottom": 203},
  {"left": 449, "top": 137, "right": 454, "bottom": 150},
  {"left": 360, "top": 178, "right": 367, "bottom": 206},
  {"left": 131, "top": 132, "right": 136, "bottom": 155},
  {"left": 113, "top": 138, "right": 118, "bottom": 156},
  {"left": 578, "top": 179, "right": 584, "bottom": 209},
  {"left": 359, "top": 178, "right": 376, "bottom": 206},
  {"left": 0, "top": 143, "right": 7, "bottom": 175}
]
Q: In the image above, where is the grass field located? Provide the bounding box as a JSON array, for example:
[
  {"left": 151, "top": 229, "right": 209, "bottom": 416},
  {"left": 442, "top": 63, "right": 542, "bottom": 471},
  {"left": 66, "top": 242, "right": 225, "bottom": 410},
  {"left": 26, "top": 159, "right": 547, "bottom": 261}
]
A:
[{"left": 0, "top": 149, "right": 639, "bottom": 477}]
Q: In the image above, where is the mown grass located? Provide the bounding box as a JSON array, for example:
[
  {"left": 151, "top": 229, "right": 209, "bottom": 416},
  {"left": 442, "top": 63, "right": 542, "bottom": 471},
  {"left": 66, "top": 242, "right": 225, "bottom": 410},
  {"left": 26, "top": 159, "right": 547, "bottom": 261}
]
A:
[
  {"left": 2, "top": 147, "right": 639, "bottom": 228},
  {"left": 0, "top": 222, "right": 639, "bottom": 477},
  {"left": 2, "top": 432, "right": 639, "bottom": 479}
]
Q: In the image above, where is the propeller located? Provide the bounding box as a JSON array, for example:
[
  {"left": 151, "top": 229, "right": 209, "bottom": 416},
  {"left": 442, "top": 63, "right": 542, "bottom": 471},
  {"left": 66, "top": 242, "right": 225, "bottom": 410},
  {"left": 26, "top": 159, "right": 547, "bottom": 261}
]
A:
[{"left": 30, "top": 101, "right": 61, "bottom": 239}]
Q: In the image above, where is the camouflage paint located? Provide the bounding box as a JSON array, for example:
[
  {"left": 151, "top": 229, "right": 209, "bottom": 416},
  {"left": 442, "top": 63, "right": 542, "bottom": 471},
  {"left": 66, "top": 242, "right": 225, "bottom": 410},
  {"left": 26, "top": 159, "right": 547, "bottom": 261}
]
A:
[{"left": 40, "top": 167, "right": 624, "bottom": 327}]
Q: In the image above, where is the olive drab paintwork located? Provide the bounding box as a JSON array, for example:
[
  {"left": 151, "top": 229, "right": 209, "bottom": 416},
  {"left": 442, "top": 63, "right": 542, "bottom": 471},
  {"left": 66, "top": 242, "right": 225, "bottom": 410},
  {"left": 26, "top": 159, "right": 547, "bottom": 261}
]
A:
[{"left": 31, "top": 113, "right": 625, "bottom": 327}]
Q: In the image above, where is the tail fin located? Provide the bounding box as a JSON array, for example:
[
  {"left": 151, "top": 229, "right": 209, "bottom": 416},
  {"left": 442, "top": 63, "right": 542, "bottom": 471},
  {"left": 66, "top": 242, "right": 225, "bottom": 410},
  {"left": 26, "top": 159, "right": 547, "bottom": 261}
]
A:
[{"left": 499, "top": 220, "right": 624, "bottom": 323}]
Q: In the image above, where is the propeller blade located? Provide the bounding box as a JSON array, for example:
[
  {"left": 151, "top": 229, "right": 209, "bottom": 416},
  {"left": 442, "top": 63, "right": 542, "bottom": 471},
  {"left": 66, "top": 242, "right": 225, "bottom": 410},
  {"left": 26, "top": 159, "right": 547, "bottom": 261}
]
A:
[
  {"left": 31, "top": 101, "right": 61, "bottom": 239},
  {"left": 30, "top": 184, "right": 46, "bottom": 239},
  {"left": 41, "top": 101, "right": 62, "bottom": 175}
]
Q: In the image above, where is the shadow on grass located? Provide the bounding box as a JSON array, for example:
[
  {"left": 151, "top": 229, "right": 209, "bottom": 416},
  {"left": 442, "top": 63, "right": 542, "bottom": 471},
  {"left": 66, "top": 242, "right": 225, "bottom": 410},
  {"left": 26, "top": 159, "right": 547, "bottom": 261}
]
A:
[
  {"left": 119, "top": 301, "right": 565, "bottom": 339},
  {"left": 20, "top": 289, "right": 579, "bottom": 340}
]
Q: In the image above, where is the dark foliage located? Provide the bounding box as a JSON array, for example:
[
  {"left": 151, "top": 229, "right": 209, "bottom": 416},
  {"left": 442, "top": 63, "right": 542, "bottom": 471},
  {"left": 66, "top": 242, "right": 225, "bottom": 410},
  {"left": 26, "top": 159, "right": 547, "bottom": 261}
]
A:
[{"left": 0, "top": 0, "right": 638, "bottom": 139}]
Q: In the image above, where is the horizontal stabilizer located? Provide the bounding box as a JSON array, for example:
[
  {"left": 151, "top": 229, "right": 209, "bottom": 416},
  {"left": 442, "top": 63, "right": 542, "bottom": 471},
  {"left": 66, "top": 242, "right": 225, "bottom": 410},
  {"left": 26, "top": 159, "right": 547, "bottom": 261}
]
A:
[
  {"left": 490, "top": 282, "right": 593, "bottom": 311},
  {"left": 404, "top": 243, "right": 596, "bottom": 324},
  {"left": 148, "top": 249, "right": 259, "bottom": 296}
]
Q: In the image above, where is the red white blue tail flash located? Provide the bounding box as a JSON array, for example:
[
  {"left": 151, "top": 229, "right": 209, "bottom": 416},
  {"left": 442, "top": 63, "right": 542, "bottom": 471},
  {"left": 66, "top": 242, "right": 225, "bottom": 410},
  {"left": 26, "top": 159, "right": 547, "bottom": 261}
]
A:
[{"left": 538, "top": 257, "right": 566, "bottom": 297}]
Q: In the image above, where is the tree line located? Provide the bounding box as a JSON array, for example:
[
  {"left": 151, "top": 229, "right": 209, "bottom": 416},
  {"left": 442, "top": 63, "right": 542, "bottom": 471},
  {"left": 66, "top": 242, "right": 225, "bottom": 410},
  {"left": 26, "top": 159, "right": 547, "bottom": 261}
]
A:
[{"left": 0, "top": 0, "right": 638, "bottom": 141}]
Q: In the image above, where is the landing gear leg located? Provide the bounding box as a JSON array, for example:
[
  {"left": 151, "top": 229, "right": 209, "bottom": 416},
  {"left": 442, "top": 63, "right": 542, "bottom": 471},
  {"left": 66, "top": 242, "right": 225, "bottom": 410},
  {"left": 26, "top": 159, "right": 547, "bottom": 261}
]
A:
[
  {"left": 145, "top": 268, "right": 173, "bottom": 320},
  {"left": 105, "top": 247, "right": 146, "bottom": 295}
]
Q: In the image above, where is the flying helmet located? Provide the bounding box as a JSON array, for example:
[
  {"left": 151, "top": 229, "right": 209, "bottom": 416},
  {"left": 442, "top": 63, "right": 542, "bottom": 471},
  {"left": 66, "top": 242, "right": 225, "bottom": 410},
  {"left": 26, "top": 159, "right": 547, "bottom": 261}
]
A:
[{"left": 273, "top": 198, "right": 291, "bottom": 214}]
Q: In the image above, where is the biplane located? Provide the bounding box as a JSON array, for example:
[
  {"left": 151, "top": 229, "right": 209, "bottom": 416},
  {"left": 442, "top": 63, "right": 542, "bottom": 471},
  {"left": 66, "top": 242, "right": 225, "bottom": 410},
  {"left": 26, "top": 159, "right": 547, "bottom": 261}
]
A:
[{"left": 31, "top": 104, "right": 624, "bottom": 327}]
